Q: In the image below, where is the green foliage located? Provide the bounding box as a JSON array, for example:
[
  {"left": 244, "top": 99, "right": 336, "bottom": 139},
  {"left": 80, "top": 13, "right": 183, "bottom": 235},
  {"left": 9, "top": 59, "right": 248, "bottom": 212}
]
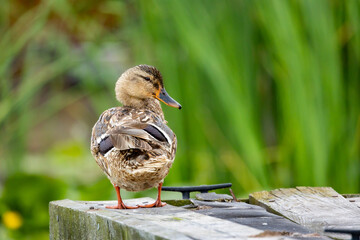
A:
[
  {"left": 126, "top": 0, "right": 360, "bottom": 193},
  {"left": 0, "top": 0, "right": 359, "bottom": 238},
  {"left": 0, "top": 174, "right": 67, "bottom": 239}
]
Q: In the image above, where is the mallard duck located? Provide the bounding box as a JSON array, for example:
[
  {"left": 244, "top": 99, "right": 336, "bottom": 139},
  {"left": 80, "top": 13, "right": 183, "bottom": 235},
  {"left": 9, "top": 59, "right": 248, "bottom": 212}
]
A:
[{"left": 90, "top": 65, "right": 181, "bottom": 209}]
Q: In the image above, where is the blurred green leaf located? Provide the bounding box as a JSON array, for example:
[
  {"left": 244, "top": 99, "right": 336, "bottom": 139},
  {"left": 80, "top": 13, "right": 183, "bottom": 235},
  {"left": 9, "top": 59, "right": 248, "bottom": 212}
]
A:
[{"left": 1, "top": 173, "right": 67, "bottom": 238}]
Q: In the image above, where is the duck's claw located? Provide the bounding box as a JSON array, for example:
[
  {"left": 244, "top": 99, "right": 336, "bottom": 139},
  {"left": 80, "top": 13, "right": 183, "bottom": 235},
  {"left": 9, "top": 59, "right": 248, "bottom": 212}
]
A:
[
  {"left": 138, "top": 182, "right": 167, "bottom": 208},
  {"left": 138, "top": 199, "right": 166, "bottom": 208}
]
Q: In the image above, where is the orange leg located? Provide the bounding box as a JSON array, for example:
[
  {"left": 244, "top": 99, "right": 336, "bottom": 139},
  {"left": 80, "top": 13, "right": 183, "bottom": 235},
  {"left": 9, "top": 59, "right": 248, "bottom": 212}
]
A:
[
  {"left": 139, "top": 183, "right": 167, "bottom": 208},
  {"left": 106, "top": 185, "right": 139, "bottom": 209}
]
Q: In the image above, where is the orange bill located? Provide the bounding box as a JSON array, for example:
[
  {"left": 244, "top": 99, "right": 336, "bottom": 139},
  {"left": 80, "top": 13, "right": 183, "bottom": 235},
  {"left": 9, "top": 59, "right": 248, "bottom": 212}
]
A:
[{"left": 155, "top": 88, "right": 182, "bottom": 109}]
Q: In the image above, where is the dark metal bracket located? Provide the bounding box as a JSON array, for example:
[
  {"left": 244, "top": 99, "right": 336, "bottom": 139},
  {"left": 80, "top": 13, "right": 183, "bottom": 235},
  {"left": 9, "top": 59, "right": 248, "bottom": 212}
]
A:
[{"left": 162, "top": 183, "right": 232, "bottom": 199}]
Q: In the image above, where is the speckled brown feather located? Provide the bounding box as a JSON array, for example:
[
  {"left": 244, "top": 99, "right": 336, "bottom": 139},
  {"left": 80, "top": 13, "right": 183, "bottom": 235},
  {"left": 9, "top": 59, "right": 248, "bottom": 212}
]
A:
[{"left": 90, "top": 106, "right": 177, "bottom": 191}]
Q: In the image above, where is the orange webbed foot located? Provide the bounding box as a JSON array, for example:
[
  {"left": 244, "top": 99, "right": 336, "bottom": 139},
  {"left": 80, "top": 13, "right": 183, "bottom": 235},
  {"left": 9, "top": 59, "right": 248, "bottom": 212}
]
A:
[
  {"left": 138, "top": 199, "right": 166, "bottom": 208},
  {"left": 107, "top": 185, "right": 139, "bottom": 209}
]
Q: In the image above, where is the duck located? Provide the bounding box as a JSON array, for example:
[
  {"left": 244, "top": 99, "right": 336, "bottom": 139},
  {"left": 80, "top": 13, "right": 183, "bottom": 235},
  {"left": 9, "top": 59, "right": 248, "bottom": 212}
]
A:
[{"left": 90, "top": 64, "right": 181, "bottom": 209}]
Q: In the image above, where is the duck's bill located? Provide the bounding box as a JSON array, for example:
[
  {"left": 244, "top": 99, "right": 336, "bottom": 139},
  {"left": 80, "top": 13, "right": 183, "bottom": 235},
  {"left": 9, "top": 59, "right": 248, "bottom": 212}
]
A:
[{"left": 156, "top": 88, "right": 182, "bottom": 109}]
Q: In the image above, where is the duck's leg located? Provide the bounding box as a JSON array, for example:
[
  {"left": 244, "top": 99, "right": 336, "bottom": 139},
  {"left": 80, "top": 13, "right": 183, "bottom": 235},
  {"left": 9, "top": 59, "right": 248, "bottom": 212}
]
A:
[
  {"left": 106, "top": 185, "right": 139, "bottom": 209},
  {"left": 139, "top": 183, "right": 167, "bottom": 208}
]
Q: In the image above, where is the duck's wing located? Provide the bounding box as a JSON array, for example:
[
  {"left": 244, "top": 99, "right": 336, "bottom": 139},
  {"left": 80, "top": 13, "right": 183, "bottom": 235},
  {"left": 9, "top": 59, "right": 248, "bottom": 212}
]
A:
[{"left": 92, "top": 108, "right": 174, "bottom": 156}]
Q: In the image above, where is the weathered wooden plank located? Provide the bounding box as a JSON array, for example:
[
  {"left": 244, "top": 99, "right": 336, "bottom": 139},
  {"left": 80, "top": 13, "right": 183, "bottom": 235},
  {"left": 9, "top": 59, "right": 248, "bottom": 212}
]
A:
[
  {"left": 343, "top": 194, "right": 360, "bottom": 209},
  {"left": 50, "top": 198, "right": 270, "bottom": 240},
  {"left": 249, "top": 187, "right": 360, "bottom": 239},
  {"left": 190, "top": 200, "right": 326, "bottom": 239},
  {"left": 347, "top": 197, "right": 360, "bottom": 208}
]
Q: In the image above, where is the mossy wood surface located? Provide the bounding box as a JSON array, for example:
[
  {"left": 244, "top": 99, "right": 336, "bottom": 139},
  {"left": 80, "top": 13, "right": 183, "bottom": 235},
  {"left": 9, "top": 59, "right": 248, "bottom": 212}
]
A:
[
  {"left": 51, "top": 187, "right": 359, "bottom": 240},
  {"left": 49, "top": 198, "right": 263, "bottom": 240}
]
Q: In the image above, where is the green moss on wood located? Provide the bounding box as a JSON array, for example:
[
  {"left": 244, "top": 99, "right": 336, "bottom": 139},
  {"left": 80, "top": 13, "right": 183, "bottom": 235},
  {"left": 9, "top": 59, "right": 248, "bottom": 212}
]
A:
[
  {"left": 163, "top": 199, "right": 191, "bottom": 207},
  {"left": 49, "top": 201, "right": 168, "bottom": 240}
]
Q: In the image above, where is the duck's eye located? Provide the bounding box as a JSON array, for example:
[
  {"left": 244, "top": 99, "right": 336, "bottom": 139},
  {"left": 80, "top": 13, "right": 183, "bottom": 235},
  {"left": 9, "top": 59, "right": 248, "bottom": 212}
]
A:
[{"left": 143, "top": 76, "right": 151, "bottom": 81}]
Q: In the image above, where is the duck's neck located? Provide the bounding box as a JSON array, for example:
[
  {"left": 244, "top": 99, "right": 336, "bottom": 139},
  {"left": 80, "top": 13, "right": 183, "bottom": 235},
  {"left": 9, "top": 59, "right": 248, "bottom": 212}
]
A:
[{"left": 122, "top": 97, "right": 165, "bottom": 120}]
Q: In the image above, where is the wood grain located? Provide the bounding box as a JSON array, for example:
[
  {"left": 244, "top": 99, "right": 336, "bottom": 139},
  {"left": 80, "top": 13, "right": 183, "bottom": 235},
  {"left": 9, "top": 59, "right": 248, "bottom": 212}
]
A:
[
  {"left": 249, "top": 187, "right": 360, "bottom": 238},
  {"left": 50, "top": 198, "right": 265, "bottom": 240},
  {"left": 190, "top": 199, "right": 324, "bottom": 239}
]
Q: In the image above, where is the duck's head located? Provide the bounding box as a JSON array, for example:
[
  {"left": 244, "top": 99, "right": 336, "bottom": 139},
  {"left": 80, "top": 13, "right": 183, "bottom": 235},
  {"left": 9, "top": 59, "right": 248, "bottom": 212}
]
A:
[{"left": 115, "top": 65, "right": 182, "bottom": 110}]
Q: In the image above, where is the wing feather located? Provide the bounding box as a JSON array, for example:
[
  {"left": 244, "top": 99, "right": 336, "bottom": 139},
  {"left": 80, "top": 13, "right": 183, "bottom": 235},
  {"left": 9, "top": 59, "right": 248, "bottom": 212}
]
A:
[
  {"left": 109, "top": 134, "right": 152, "bottom": 151},
  {"left": 92, "top": 107, "right": 174, "bottom": 155}
]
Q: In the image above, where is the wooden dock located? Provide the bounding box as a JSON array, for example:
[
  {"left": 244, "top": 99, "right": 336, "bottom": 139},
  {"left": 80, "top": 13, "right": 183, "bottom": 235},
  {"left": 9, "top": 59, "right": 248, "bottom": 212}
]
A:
[
  {"left": 250, "top": 187, "right": 360, "bottom": 240},
  {"left": 49, "top": 187, "right": 360, "bottom": 240}
]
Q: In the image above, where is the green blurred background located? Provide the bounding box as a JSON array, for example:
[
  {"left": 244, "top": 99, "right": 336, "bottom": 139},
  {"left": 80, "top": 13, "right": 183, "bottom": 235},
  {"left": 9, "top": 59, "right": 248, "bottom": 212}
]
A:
[{"left": 1, "top": 0, "right": 360, "bottom": 239}]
